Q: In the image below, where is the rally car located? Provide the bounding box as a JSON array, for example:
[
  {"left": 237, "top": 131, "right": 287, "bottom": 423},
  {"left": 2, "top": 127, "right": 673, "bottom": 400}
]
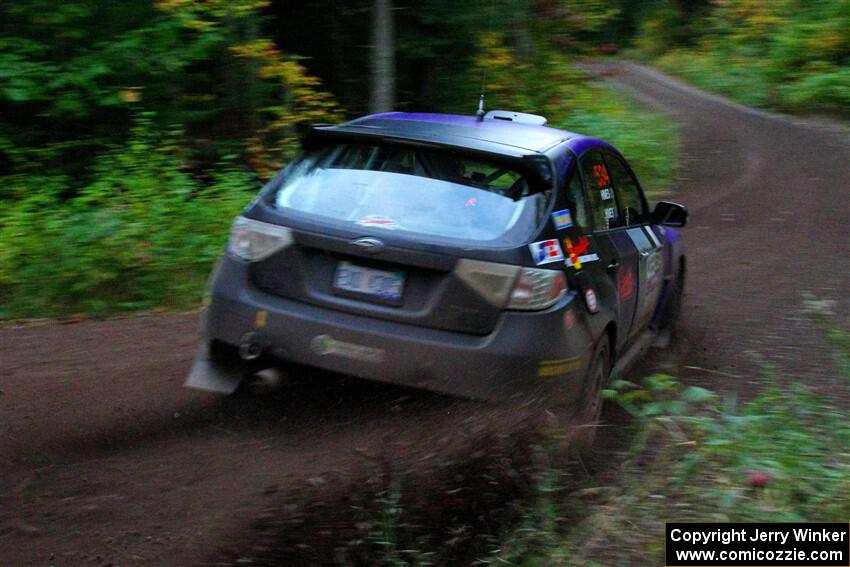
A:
[{"left": 186, "top": 110, "right": 687, "bottom": 443}]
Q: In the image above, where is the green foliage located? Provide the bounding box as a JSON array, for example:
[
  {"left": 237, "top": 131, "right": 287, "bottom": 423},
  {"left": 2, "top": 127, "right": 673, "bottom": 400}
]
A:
[
  {"left": 484, "top": 314, "right": 850, "bottom": 565},
  {"left": 363, "top": 483, "right": 436, "bottom": 567},
  {"left": 608, "top": 375, "right": 850, "bottom": 522},
  {"left": 0, "top": 116, "right": 255, "bottom": 318},
  {"left": 636, "top": 0, "right": 850, "bottom": 118},
  {"left": 0, "top": 0, "right": 341, "bottom": 177},
  {"left": 632, "top": 0, "right": 713, "bottom": 55}
]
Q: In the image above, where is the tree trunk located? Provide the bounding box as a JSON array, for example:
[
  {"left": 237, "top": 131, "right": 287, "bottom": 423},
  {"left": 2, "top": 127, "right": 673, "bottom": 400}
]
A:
[{"left": 369, "top": 0, "right": 394, "bottom": 113}]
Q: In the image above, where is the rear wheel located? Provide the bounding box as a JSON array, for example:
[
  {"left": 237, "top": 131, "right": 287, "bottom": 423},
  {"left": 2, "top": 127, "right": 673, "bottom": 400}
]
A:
[{"left": 569, "top": 335, "right": 610, "bottom": 459}]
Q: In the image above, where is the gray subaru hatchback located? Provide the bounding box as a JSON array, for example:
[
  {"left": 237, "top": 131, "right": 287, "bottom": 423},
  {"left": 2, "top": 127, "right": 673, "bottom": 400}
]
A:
[{"left": 186, "top": 110, "right": 687, "bottom": 436}]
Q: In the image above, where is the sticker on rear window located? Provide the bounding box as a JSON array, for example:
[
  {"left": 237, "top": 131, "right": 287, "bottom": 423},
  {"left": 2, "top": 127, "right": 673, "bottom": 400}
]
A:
[
  {"left": 528, "top": 239, "right": 564, "bottom": 265},
  {"left": 600, "top": 187, "right": 614, "bottom": 200},
  {"left": 357, "top": 215, "right": 398, "bottom": 229},
  {"left": 551, "top": 209, "right": 573, "bottom": 230}
]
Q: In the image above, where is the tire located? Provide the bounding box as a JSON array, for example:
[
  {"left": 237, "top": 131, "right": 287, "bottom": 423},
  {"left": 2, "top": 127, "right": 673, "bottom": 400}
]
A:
[{"left": 569, "top": 334, "right": 611, "bottom": 459}]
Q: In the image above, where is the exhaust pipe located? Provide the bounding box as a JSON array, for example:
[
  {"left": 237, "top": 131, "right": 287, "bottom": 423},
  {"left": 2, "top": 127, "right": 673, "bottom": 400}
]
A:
[{"left": 238, "top": 332, "right": 263, "bottom": 361}]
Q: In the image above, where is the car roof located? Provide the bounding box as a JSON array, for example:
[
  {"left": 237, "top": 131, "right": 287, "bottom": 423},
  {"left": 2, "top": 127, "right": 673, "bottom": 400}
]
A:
[{"left": 319, "top": 112, "right": 608, "bottom": 155}]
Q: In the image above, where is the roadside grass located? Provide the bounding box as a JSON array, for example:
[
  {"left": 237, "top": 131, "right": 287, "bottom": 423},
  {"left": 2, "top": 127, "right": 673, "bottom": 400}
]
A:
[
  {"left": 0, "top": 115, "right": 256, "bottom": 319},
  {"left": 646, "top": 49, "right": 850, "bottom": 122},
  {"left": 627, "top": 0, "right": 850, "bottom": 122},
  {"left": 477, "top": 309, "right": 850, "bottom": 566},
  {"left": 653, "top": 49, "right": 777, "bottom": 110}
]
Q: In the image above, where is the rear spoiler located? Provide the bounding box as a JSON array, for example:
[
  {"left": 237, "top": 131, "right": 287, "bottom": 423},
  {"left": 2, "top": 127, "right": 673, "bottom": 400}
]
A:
[{"left": 303, "top": 125, "right": 555, "bottom": 190}]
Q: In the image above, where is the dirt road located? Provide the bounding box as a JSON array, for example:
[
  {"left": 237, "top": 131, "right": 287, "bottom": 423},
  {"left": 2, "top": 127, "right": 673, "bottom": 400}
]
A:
[
  {"left": 605, "top": 63, "right": 849, "bottom": 392},
  {"left": 2, "top": 63, "right": 848, "bottom": 566}
]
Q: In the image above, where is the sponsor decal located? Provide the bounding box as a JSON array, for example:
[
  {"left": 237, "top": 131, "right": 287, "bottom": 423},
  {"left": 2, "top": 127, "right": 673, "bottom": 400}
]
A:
[
  {"left": 357, "top": 215, "right": 398, "bottom": 229},
  {"left": 551, "top": 208, "right": 573, "bottom": 230},
  {"left": 564, "top": 236, "right": 600, "bottom": 269},
  {"left": 528, "top": 239, "right": 564, "bottom": 265},
  {"left": 538, "top": 356, "right": 582, "bottom": 378},
  {"left": 600, "top": 187, "right": 614, "bottom": 200},
  {"left": 618, "top": 267, "right": 635, "bottom": 301},
  {"left": 604, "top": 206, "right": 617, "bottom": 220},
  {"left": 254, "top": 310, "right": 268, "bottom": 328},
  {"left": 464, "top": 197, "right": 477, "bottom": 207},
  {"left": 310, "top": 334, "right": 385, "bottom": 363},
  {"left": 584, "top": 288, "right": 599, "bottom": 313},
  {"left": 592, "top": 163, "right": 610, "bottom": 188}
]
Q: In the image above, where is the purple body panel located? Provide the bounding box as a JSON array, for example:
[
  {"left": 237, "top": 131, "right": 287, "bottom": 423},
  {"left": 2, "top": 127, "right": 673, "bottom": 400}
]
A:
[{"left": 564, "top": 136, "right": 620, "bottom": 158}]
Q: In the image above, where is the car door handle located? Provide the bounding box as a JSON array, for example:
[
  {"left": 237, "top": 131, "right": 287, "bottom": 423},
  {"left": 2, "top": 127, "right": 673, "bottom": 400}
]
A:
[
  {"left": 639, "top": 250, "right": 651, "bottom": 257},
  {"left": 606, "top": 260, "right": 620, "bottom": 273}
]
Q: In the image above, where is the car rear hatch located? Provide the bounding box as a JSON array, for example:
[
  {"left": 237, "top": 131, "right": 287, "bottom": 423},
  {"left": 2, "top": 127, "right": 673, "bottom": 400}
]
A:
[
  {"left": 243, "top": 130, "right": 558, "bottom": 336},
  {"left": 249, "top": 226, "right": 521, "bottom": 335}
]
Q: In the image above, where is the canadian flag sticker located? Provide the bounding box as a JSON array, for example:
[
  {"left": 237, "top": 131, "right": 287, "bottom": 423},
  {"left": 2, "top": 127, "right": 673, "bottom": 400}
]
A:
[{"left": 528, "top": 239, "right": 565, "bottom": 265}]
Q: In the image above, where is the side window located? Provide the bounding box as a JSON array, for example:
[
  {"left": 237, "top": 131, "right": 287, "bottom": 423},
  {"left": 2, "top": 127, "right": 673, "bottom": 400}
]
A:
[
  {"left": 580, "top": 151, "right": 620, "bottom": 231},
  {"left": 604, "top": 154, "right": 646, "bottom": 227},
  {"left": 567, "top": 169, "right": 590, "bottom": 230}
]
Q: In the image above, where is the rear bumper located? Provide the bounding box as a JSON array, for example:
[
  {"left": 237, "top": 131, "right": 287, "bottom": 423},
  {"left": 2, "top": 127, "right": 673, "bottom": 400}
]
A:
[{"left": 191, "top": 256, "right": 595, "bottom": 403}]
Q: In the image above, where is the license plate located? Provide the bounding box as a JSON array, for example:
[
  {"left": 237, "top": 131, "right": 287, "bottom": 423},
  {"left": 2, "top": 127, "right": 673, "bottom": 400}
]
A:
[{"left": 334, "top": 261, "right": 404, "bottom": 302}]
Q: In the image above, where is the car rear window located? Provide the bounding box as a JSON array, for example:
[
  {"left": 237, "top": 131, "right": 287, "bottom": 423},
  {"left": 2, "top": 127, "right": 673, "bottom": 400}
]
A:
[{"left": 269, "top": 143, "right": 551, "bottom": 245}]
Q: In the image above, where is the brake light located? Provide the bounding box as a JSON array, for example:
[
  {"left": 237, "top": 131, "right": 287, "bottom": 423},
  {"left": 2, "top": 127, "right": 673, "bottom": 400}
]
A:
[
  {"left": 454, "top": 259, "right": 520, "bottom": 307},
  {"left": 506, "top": 267, "right": 566, "bottom": 311},
  {"left": 227, "top": 216, "right": 293, "bottom": 261},
  {"left": 455, "top": 260, "right": 566, "bottom": 311}
]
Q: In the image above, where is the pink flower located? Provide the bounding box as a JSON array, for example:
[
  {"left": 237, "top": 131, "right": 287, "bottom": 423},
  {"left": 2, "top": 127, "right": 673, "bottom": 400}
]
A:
[{"left": 745, "top": 469, "right": 772, "bottom": 488}]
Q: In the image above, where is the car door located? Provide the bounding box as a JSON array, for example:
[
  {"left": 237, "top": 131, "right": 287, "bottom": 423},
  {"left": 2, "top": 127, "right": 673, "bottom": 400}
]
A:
[
  {"left": 601, "top": 152, "right": 664, "bottom": 334},
  {"left": 578, "top": 151, "right": 641, "bottom": 344}
]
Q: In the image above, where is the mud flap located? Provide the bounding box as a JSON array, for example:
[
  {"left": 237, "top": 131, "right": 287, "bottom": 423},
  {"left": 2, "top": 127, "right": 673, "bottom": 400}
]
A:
[{"left": 184, "top": 351, "right": 245, "bottom": 394}]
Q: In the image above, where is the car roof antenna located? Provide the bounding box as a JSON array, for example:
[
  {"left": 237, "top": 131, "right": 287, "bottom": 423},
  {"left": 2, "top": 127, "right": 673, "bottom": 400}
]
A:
[{"left": 475, "top": 0, "right": 496, "bottom": 122}]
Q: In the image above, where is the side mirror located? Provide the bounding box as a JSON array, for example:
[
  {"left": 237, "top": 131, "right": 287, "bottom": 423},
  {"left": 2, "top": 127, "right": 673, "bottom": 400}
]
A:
[{"left": 651, "top": 201, "right": 688, "bottom": 227}]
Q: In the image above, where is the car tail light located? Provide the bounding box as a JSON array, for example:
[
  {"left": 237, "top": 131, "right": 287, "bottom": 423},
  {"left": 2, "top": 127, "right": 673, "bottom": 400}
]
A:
[
  {"left": 455, "top": 260, "right": 566, "bottom": 311},
  {"left": 455, "top": 259, "right": 520, "bottom": 307},
  {"left": 506, "top": 267, "right": 566, "bottom": 311},
  {"left": 227, "top": 216, "right": 293, "bottom": 261}
]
